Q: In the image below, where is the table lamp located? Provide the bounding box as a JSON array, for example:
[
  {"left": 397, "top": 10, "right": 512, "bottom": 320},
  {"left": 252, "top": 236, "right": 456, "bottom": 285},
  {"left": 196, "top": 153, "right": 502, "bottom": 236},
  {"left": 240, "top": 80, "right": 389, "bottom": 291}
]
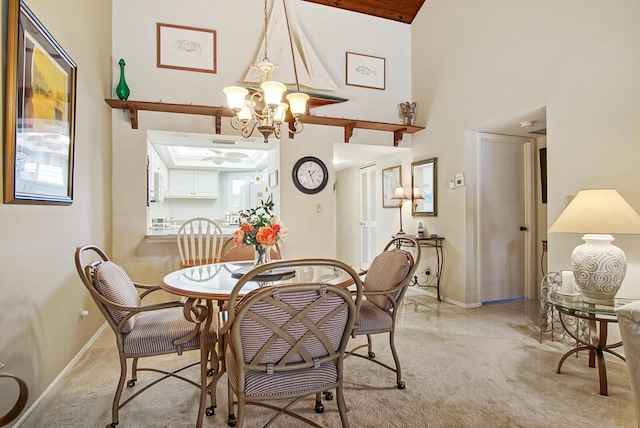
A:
[
  {"left": 412, "top": 186, "right": 424, "bottom": 212},
  {"left": 391, "top": 186, "right": 410, "bottom": 234},
  {"left": 548, "top": 189, "right": 640, "bottom": 304}
]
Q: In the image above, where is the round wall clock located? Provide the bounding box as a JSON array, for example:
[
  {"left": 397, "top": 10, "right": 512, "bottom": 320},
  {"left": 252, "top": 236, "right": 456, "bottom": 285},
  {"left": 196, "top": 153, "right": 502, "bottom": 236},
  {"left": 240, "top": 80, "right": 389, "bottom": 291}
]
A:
[{"left": 292, "top": 156, "right": 328, "bottom": 194}]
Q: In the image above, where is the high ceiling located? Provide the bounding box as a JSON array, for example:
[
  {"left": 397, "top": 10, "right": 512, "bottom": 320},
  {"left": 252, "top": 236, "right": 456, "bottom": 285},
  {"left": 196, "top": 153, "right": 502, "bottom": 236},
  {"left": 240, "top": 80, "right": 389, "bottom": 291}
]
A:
[{"left": 302, "top": 0, "right": 425, "bottom": 24}]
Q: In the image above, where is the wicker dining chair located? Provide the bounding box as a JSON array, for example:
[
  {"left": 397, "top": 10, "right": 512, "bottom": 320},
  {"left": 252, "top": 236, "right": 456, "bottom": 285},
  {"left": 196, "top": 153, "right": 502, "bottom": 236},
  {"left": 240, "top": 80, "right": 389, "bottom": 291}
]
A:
[
  {"left": 348, "top": 236, "right": 420, "bottom": 389},
  {"left": 74, "top": 244, "right": 219, "bottom": 428},
  {"left": 177, "top": 217, "right": 225, "bottom": 267},
  {"left": 220, "top": 259, "right": 363, "bottom": 428}
]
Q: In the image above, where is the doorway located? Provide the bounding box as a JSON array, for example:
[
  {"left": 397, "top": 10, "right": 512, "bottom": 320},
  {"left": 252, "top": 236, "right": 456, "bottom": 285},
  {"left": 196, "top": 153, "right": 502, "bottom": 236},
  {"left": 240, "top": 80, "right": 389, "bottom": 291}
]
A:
[{"left": 475, "top": 133, "right": 536, "bottom": 304}]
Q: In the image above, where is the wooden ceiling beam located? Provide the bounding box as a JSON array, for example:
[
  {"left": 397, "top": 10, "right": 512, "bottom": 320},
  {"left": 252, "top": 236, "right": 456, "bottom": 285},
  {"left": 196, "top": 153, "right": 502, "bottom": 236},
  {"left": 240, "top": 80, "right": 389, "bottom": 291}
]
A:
[{"left": 302, "top": 0, "right": 425, "bottom": 24}]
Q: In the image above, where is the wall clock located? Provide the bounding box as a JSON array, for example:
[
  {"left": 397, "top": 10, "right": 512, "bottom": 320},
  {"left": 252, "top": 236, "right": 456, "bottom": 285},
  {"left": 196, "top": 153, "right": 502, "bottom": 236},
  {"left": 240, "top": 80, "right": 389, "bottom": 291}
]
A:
[{"left": 292, "top": 156, "right": 328, "bottom": 194}]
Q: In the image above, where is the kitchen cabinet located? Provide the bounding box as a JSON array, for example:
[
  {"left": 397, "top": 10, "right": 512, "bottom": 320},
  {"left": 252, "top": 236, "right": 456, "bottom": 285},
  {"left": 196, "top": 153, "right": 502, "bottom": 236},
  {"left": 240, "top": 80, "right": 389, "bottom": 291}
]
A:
[{"left": 168, "top": 169, "right": 219, "bottom": 198}]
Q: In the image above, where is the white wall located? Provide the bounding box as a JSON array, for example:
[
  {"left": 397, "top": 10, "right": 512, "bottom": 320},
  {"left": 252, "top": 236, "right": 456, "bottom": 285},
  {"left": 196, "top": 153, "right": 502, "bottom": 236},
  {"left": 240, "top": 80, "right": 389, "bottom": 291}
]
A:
[
  {"left": 0, "top": 0, "right": 113, "bottom": 410},
  {"left": 110, "top": 0, "right": 413, "bottom": 279},
  {"left": 411, "top": 0, "right": 640, "bottom": 304}
]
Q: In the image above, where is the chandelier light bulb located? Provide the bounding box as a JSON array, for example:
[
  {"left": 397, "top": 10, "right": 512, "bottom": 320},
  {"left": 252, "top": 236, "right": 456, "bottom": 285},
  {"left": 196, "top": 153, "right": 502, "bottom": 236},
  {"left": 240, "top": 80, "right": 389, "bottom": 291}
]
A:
[
  {"left": 260, "top": 81, "right": 287, "bottom": 107},
  {"left": 223, "top": 86, "right": 249, "bottom": 112},
  {"left": 273, "top": 103, "right": 289, "bottom": 123},
  {"left": 286, "top": 92, "right": 309, "bottom": 116}
]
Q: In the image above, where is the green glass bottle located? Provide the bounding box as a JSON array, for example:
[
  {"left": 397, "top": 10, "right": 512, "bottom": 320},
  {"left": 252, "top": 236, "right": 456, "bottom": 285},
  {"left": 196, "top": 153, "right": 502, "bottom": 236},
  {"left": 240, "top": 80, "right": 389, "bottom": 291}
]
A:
[{"left": 115, "top": 59, "right": 130, "bottom": 100}]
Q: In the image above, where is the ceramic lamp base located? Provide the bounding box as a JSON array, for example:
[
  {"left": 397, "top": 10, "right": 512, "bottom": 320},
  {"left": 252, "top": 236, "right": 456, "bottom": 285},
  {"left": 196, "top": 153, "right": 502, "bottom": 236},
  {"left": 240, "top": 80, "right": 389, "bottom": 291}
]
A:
[{"left": 571, "top": 234, "right": 626, "bottom": 305}]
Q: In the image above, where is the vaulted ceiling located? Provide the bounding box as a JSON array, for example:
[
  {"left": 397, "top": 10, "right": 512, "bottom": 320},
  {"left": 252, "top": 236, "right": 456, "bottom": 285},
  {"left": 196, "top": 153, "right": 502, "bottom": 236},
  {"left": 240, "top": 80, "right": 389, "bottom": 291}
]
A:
[{"left": 302, "top": 0, "right": 425, "bottom": 24}]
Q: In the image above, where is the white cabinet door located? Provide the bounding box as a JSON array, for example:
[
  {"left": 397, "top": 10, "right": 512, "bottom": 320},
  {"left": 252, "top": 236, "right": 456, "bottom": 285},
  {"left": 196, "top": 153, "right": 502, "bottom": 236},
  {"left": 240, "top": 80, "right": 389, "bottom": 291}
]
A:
[
  {"left": 168, "top": 170, "right": 218, "bottom": 198},
  {"left": 169, "top": 170, "right": 194, "bottom": 197},
  {"left": 193, "top": 170, "right": 218, "bottom": 198}
]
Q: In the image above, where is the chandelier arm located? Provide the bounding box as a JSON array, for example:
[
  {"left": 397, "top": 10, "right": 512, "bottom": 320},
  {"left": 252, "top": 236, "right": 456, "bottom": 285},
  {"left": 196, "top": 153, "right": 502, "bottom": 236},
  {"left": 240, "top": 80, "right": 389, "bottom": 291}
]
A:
[
  {"left": 289, "top": 118, "right": 304, "bottom": 134},
  {"left": 229, "top": 116, "right": 245, "bottom": 131},
  {"left": 241, "top": 120, "right": 258, "bottom": 139}
]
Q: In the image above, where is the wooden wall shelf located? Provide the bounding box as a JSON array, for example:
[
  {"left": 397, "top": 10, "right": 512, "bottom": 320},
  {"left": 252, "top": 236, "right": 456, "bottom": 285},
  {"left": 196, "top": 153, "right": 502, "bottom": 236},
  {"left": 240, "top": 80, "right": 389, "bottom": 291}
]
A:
[{"left": 105, "top": 98, "right": 424, "bottom": 146}]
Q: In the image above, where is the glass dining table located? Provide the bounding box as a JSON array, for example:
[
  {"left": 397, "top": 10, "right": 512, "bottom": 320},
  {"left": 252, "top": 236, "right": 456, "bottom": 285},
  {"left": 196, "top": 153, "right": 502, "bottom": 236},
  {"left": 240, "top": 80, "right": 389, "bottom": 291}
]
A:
[{"left": 160, "top": 260, "right": 355, "bottom": 426}]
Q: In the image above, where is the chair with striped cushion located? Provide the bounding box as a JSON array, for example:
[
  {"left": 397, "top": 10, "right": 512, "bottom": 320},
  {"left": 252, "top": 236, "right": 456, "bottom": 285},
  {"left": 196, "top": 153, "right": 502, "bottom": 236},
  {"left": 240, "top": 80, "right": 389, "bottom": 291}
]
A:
[
  {"left": 348, "top": 236, "right": 420, "bottom": 389},
  {"left": 220, "top": 259, "right": 363, "bottom": 428},
  {"left": 74, "top": 244, "right": 219, "bottom": 428},
  {"left": 177, "top": 217, "right": 225, "bottom": 267}
]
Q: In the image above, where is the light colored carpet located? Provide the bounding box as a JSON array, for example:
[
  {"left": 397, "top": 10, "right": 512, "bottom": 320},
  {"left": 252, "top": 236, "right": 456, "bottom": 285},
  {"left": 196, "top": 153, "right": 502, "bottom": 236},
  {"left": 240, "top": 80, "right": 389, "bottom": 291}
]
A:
[{"left": 18, "top": 292, "right": 636, "bottom": 427}]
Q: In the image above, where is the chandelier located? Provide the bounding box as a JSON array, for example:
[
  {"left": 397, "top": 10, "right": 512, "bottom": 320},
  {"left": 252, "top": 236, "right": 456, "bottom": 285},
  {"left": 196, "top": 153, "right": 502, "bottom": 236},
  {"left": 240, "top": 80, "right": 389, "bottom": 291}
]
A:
[{"left": 223, "top": 0, "right": 309, "bottom": 143}]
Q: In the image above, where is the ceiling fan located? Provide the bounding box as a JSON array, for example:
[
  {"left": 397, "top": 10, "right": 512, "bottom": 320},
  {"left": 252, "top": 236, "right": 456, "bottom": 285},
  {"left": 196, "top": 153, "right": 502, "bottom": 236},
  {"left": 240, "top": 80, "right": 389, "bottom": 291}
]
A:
[{"left": 201, "top": 149, "right": 250, "bottom": 165}]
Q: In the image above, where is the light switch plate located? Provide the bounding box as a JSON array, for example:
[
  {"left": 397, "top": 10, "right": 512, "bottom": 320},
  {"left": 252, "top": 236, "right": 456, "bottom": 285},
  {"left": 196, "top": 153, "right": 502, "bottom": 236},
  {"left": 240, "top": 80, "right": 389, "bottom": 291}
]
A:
[{"left": 455, "top": 172, "right": 465, "bottom": 187}]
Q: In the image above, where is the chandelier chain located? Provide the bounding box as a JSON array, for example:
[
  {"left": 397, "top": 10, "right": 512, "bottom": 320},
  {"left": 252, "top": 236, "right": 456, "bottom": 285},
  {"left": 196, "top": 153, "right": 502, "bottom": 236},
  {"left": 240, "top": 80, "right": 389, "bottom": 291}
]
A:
[{"left": 262, "top": 0, "right": 269, "bottom": 62}]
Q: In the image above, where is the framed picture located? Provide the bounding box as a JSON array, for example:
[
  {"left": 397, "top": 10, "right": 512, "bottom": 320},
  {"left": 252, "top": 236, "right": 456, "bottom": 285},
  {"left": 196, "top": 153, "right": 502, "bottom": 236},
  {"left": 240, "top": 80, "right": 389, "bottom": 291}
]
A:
[
  {"left": 157, "top": 23, "right": 217, "bottom": 74},
  {"left": 4, "top": 0, "right": 77, "bottom": 205},
  {"left": 268, "top": 170, "right": 278, "bottom": 189},
  {"left": 345, "top": 52, "right": 385, "bottom": 90},
  {"left": 382, "top": 165, "right": 401, "bottom": 208}
]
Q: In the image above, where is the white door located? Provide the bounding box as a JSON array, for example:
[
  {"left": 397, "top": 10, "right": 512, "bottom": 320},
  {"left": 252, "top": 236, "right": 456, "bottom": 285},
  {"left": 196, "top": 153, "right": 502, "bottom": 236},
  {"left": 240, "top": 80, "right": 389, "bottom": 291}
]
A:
[
  {"left": 478, "top": 133, "right": 534, "bottom": 303},
  {"left": 360, "top": 165, "right": 376, "bottom": 270}
]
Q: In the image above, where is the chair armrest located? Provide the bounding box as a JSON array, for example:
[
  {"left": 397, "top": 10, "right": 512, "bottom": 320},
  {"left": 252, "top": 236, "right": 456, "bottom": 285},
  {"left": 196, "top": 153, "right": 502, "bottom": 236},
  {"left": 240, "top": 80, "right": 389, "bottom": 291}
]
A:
[{"left": 133, "top": 282, "right": 163, "bottom": 299}]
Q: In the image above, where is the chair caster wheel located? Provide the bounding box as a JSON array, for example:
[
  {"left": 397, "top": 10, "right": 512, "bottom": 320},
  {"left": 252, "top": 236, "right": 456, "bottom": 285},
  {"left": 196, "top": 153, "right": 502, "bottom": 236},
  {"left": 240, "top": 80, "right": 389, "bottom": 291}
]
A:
[
  {"left": 368, "top": 352, "right": 375, "bottom": 359},
  {"left": 397, "top": 381, "right": 406, "bottom": 389},
  {"left": 315, "top": 401, "right": 324, "bottom": 413},
  {"left": 127, "top": 379, "right": 136, "bottom": 387},
  {"left": 323, "top": 391, "right": 334, "bottom": 401},
  {"left": 228, "top": 413, "right": 236, "bottom": 427},
  {"left": 207, "top": 368, "right": 214, "bottom": 377},
  {"left": 206, "top": 406, "right": 216, "bottom": 416},
  {"left": 108, "top": 423, "right": 119, "bottom": 428}
]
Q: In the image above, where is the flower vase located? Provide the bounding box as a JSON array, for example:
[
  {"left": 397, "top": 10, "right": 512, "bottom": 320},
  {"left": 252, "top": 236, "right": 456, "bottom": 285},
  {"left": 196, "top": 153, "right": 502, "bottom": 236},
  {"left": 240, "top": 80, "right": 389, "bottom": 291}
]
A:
[
  {"left": 115, "top": 59, "right": 130, "bottom": 101},
  {"left": 254, "top": 245, "right": 272, "bottom": 267}
]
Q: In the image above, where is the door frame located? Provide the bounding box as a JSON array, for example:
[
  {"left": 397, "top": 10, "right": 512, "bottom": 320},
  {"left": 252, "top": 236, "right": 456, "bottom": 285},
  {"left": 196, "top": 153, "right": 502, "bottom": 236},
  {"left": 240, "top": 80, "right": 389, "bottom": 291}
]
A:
[
  {"left": 467, "top": 132, "right": 536, "bottom": 305},
  {"left": 359, "top": 163, "right": 376, "bottom": 270}
]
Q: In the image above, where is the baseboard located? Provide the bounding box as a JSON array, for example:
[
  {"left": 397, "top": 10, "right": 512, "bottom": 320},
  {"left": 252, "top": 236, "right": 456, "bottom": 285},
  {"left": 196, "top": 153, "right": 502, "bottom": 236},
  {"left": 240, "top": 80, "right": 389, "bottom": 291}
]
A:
[{"left": 12, "top": 323, "right": 108, "bottom": 427}]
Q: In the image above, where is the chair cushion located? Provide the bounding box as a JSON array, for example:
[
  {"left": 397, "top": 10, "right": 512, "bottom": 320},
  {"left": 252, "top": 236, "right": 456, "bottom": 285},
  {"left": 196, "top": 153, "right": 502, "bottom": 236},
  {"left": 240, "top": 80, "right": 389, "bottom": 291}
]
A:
[
  {"left": 124, "top": 307, "right": 217, "bottom": 356},
  {"left": 93, "top": 261, "right": 141, "bottom": 333},
  {"left": 355, "top": 300, "right": 393, "bottom": 333},
  {"left": 364, "top": 250, "right": 412, "bottom": 310},
  {"left": 226, "top": 347, "right": 338, "bottom": 397}
]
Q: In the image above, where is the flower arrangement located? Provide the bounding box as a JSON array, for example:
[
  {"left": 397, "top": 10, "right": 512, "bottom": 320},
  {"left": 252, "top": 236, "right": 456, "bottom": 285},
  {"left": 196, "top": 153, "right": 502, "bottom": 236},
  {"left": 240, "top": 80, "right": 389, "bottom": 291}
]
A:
[{"left": 233, "top": 195, "right": 287, "bottom": 266}]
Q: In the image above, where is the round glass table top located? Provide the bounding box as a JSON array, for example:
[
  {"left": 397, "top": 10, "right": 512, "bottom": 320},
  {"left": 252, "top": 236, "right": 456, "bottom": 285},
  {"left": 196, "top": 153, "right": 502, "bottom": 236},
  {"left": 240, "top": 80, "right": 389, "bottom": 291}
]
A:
[
  {"left": 161, "top": 261, "right": 350, "bottom": 300},
  {"left": 544, "top": 290, "right": 636, "bottom": 316}
]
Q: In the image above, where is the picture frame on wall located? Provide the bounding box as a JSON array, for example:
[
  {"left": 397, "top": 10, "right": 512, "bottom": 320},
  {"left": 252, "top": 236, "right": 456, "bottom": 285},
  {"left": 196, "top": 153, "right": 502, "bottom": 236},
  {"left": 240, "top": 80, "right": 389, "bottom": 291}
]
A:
[
  {"left": 382, "top": 165, "right": 401, "bottom": 208},
  {"left": 157, "top": 23, "right": 217, "bottom": 74},
  {"left": 4, "top": 0, "right": 77, "bottom": 205},
  {"left": 345, "top": 52, "right": 385, "bottom": 90}
]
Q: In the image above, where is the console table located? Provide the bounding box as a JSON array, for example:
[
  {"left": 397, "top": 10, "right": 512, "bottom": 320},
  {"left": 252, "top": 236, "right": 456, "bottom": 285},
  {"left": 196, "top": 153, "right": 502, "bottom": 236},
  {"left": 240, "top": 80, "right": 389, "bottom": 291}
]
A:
[
  {"left": 393, "top": 234, "right": 445, "bottom": 301},
  {"left": 542, "top": 287, "right": 634, "bottom": 395}
]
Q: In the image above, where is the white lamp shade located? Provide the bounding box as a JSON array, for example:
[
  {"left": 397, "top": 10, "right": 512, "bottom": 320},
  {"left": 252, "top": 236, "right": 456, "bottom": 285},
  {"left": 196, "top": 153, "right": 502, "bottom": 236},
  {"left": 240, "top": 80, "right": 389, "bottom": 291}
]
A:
[
  {"left": 223, "top": 86, "right": 249, "bottom": 111},
  {"left": 412, "top": 186, "right": 424, "bottom": 200},
  {"left": 286, "top": 92, "right": 309, "bottom": 116},
  {"left": 548, "top": 189, "right": 640, "bottom": 234},
  {"left": 273, "top": 103, "right": 289, "bottom": 123},
  {"left": 237, "top": 101, "right": 252, "bottom": 121},
  {"left": 261, "top": 81, "right": 286, "bottom": 107},
  {"left": 391, "top": 186, "right": 409, "bottom": 200}
]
